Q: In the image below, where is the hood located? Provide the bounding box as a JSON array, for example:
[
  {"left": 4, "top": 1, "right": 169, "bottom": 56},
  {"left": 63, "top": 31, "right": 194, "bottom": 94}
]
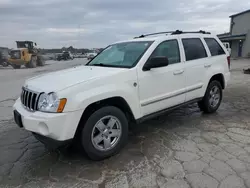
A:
[{"left": 25, "top": 65, "right": 127, "bottom": 92}]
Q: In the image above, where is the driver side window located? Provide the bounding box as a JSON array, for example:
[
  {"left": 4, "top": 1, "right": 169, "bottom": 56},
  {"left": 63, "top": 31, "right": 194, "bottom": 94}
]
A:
[{"left": 150, "top": 40, "right": 180, "bottom": 65}]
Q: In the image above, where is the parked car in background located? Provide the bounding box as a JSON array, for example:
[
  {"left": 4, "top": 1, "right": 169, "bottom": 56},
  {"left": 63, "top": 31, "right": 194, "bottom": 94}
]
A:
[
  {"left": 56, "top": 53, "right": 63, "bottom": 61},
  {"left": 87, "top": 53, "right": 97, "bottom": 60},
  {"left": 57, "top": 51, "right": 74, "bottom": 61},
  {"left": 13, "top": 30, "right": 230, "bottom": 160}
]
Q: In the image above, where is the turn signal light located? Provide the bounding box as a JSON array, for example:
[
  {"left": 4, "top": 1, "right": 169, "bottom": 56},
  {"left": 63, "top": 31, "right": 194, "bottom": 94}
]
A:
[{"left": 57, "top": 98, "right": 67, "bottom": 113}]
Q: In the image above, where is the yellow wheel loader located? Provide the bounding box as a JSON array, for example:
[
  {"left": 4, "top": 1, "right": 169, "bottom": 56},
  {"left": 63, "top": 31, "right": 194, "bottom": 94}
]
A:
[{"left": 8, "top": 41, "right": 45, "bottom": 69}]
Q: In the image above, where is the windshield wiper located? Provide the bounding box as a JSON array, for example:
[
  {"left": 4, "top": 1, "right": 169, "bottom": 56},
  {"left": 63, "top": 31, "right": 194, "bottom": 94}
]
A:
[
  {"left": 87, "top": 63, "right": 130, "bottom": 68},
  {"left": 91, "top": 63, "right": 107, "bottom": 67},
  {"left": 89, "top": 63, "right": 123, "bottom": 68}
]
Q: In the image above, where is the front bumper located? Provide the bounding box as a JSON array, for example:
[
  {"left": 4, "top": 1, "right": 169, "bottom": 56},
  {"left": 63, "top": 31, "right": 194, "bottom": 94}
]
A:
[
  {"left": 13, "top": 98, "right": 83, "bottom": 141},
  {"left": 32, "top": 133, "right": 72, "bottom": 149}
]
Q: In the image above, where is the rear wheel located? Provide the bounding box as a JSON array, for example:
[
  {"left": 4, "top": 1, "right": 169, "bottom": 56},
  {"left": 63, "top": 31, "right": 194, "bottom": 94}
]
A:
[
  {"left": 198, "top": 80, "right": 222, "bottom": 113},
  {"left": 2, "top": 62, "right": 8, "bottom": 67},
  {"left": 80, "top": 106, "right": 128, "bottom": 160},
  {"left": 12, "top": 64, "right": 21, "bottom": 69},
  {"left": 28, "top": 56, "right": 37, "bottom": 68}
]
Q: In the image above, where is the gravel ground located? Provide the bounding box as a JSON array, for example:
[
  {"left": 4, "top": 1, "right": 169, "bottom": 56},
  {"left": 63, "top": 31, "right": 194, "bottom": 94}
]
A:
[{"left": 0, "top": 58, "right": 250, "bottom": 188}]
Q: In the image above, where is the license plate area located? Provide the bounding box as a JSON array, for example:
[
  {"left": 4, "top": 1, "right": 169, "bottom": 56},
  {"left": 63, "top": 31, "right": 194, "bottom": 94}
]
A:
[{"left": 14, "top": 110, "right": 23, "bottom": 128}]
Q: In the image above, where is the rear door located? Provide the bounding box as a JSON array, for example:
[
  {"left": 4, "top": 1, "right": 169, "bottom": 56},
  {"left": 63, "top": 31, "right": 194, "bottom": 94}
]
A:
[
  {"left": 180, "top": 38, "right": 210, "bottom": 101},
  {"left": 203, "top": 37, "right": 228, "bottom": 85}
]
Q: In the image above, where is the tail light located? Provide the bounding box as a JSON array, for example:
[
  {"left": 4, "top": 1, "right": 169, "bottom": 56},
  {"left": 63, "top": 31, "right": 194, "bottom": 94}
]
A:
[{"left": 227, "top": 56, "right": 230, "bottom": 70}]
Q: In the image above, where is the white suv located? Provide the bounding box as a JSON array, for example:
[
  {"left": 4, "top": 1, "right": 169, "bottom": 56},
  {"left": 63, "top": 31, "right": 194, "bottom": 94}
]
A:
[{"left": 13, "top": 30, "right": 230, "bottom": 160}]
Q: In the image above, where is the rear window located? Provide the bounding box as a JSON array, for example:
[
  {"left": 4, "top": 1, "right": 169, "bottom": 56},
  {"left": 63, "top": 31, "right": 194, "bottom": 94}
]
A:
[
  {"left": 182, "top": 38, "right": 207, "bottom": 61},
  {"left": 205, "top": 38, "right": 226, "bottom": 56}
]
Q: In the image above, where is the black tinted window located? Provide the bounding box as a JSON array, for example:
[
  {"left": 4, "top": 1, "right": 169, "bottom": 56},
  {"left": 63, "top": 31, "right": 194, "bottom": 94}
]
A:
[
  {"left": 151, "top": 40, "right": 180, "bottom": 64},
  {"left": 182, "top": 38, "right": 207, "bottom": 61},
  {"left": 205, "top": 38, "right": 226, "bottom": 56}
]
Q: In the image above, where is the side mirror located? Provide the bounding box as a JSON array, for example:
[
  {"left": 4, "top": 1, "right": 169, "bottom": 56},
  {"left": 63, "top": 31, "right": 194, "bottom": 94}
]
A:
[
  {"left": 143, "top": 56, "right": 169, "bottom": 71},
  {"left": 34, "top": 43, "right": 37, "bottom": 46}
]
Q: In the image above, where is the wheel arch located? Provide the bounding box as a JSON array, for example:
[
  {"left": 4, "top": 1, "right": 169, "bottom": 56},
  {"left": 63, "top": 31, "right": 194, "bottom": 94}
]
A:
[
  {"left": 208, "top": 73, "right": 225, "bottom": 89},
  {"left": 74, "top": 96, "right": 136, "bottom": 138}
]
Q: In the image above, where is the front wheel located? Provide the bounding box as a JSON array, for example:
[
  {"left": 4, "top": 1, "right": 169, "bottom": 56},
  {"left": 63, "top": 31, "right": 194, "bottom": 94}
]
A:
[
  {"left": 28, "top": 56, "right": 37, "bottom": 68},
  {"left": 80, "top": 106, "right": 128, "bottom": 160},
  {"left": 198, "top": 80, "right": 222, "bottom": 113},
  {"left": 37, "top": 56, "right": 45, "bottom": 66}
]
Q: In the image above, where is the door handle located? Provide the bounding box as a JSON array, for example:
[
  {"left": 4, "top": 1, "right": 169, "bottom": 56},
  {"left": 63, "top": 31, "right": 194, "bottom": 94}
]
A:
[
  {"left": 173, "top": 70, "right": 184, "bottom": 75},
  {"left": 204, "top": 64, "right": 212, "bottom": 68}
]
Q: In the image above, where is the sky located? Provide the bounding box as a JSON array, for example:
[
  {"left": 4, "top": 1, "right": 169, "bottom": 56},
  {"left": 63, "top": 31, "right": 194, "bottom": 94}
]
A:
[{"left": 0, "top": 0, "right": 249, "bottom": 48}]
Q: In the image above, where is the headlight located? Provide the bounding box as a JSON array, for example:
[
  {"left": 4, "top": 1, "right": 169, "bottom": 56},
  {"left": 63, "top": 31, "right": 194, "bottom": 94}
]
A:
[{"left": 37, "top": 92, "right": 67, "bottom": 113}]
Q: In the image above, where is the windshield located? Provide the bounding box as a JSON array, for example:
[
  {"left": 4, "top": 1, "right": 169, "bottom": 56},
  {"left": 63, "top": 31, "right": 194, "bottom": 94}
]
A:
[
  {"left": 87, "top": 41, "right": 153, "bottom": 68},
  {"left": 16, "top": 42, "right": 31, "bottom": 48}
]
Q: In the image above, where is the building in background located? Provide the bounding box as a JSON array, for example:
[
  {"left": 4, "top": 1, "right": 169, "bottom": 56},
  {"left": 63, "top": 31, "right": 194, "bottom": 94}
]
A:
[{"left": 218, "top": 9, "right": 250, "bottom": 58}]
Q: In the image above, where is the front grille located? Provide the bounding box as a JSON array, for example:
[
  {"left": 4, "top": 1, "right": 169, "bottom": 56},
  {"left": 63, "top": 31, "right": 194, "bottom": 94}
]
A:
[{"left": 21, "top": 87, "right": 40, "bottom": 111}]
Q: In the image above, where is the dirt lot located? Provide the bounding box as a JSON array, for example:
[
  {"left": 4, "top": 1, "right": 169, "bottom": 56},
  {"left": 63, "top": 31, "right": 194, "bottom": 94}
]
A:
[{"left": 1, "top": 59, "right": 250, "bottom": 188}]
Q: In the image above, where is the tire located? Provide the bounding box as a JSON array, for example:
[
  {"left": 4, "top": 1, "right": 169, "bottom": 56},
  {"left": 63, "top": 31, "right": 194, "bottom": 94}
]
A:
[
  {"left": 80, "top": 106, "right": 128, "bottom": 160},
  {"left": 2, "top": 62, "right": 8, "bottom": 67},
  {"left": 28, "top": 56, "right": 37, "bottom": 68},
  {"left": 37, "top": 56, "right": 45, "bottom": 66},
  {"left": 24, "top": 63, "right": 29, "bottom": 68},
  {"left": 198, "top": 80, "right": 222, "bottom": 113},
  {"left": 12, "top": 64, "right": 21, "bottom": 69},
  {"left": 197, "top": 100, "right": 205, "bottom": 111}
]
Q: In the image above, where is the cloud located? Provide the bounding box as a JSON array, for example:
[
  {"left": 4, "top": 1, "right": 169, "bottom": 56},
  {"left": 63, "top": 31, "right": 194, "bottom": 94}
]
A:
[
  {"left": 0, "top": 0, "right": 249, "bottom": 48},
  {"left": 46, "top": 28, "right": 85, "bottom": 34}
]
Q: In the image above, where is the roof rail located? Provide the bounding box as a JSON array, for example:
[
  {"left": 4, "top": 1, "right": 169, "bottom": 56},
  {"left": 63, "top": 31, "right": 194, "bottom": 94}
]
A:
[
  {"left": 171, "top": 30, "right": 211, "bottom": 35},
  {"left": 134, "top": 30, "right": 211, "bottom": 38},
  {"left": 134, "top": 31, "right": 174, "bottom": 39}
]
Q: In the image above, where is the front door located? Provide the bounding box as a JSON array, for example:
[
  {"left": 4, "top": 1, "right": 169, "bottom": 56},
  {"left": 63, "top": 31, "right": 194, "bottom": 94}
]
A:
[
  {"left": 137, "top": 39, "right": 186, "bottom": 116},
  {"left": 238, "top": 40, "right": 243, "bottom": 57}
]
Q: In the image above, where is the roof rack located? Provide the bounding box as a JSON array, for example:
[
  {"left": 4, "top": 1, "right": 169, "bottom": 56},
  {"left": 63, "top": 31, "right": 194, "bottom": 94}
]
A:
[
  {"left": 134, "top": 30, "right": 211, "bottom": 38},
  {"left": 134, "top": 31, "right": 174, "bottom": 39},
  {"left": 171, "top": 30, "right": 211, "bottom": 35}
]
